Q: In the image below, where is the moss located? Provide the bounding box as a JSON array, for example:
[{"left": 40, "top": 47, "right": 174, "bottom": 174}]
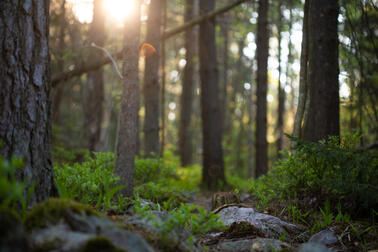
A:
[
  {"left": 25, "top": 198, "right": 99, "bottom": 231},
  {"left": 80, "top": 236, "right": 127, "bottom": 252}
]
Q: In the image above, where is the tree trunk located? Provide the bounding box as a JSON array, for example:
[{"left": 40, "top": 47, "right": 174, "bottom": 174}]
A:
[
  {"left": 115, "top": 1, "right": 141, "bottom": 197},
  {"left": 303, "top": 0, "right": 339, "bottom": 142},
  {"left": 255, "top": 0, "right": 269, "bottom": 178},
  {"left": 84, "top": 0, "right": 106, "bottom": 152},
  {"left": 144, "top": 0, "right": 162, "bottom": 157},
  {"left": 199, "top": 0, "right": 226, "bottom": 190},
  {"left": 0, "top": 0, "right": 57, "bottom": 203},
  {"left": 246, "top": 79, "right": 254, "bottom": 178},
  {"left": 276, "top": 2, "right": 284, "bottom": 157},
  {"left": 52, "top": 0, "right": 66, "bottom": 125},
  {"left": 220, "top": 11, "right": 230, "bottom": 135},
  {"left": 160, "top": 0, "right": 167, "bottom": 156},
  {"left": 226, "top": 39, "right": 244, "bottom": 148},
  {"left": 179, "top": 0, "right": 195, "bottom": 166}
]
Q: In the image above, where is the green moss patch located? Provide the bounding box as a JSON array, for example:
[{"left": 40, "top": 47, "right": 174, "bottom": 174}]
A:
[{"left": 25, "top": 198, "right": 99, "bottom": 231}]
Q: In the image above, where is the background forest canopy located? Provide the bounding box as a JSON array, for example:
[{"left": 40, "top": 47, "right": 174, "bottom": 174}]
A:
[{"left": 50, "top": 0, "right": 376, "bottom": 176}]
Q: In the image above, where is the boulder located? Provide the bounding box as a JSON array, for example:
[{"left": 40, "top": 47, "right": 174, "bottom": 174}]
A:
[
  {"left": 217, "top": 206, "right": 305, "bottom": 240},
  {"left": 297, "top": 242, "right": 334, "bottom": 252},
  {"left": 125, "top": 211, "right": 200, "bottom": 252},
  {"left": 309, "top": 229, "right": 338, "bottom": 246},
  {"left": 211, "top": 238, "right": 291, "bottom": 252},
  {"left": 25, "top": 198, "right": 154, "bottom": 252}
]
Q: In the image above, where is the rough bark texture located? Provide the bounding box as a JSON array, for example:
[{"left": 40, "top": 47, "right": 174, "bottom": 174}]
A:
[
  {"left": 0, "top": 0, "right": 57, "bottom": 203},
  {"left": 303, "top": 0, "right": 340, "bottom": 142},
  {"left": 255, "top": 0, "right": 269, "bottom": 178},
  {"left": 84, "top": 0, "right": 106, "bottom": 152},
  {"left": 115, "top": 1, "right": 141, "bottom": 197},
  {"left": 144, "top": 0, "right": 162, "bottom": 157},
  {"left": 292, "top": 0, "right": 309, "bottom": 141},
  {"left": 179, "top": 0, "right": 195, "bottom": 167},
  {"left": 199, "top": 0, "right": 226, "bottom": 190}
]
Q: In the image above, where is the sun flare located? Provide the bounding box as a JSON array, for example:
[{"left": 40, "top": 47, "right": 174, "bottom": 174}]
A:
[
  {"left": 67, "top": 0, "right": 135, "bottom": 24},
  {"left": 104, "top": 0, "right": 135, "bottom": 22}
]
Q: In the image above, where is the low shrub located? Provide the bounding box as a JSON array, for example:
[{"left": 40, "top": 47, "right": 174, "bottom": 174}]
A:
[
  {"left": 254, "top": 134, "right": 378, "bottom": 216},
  {"left": 53, "top": 151, "right": 200, "bottom": 209},
  {"left": 53, "top": 152, "right": 122, "bottom": 209}
]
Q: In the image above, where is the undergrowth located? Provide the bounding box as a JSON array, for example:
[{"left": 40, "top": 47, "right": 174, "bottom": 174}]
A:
[
  {"left": 53, "top": 150, "right": 201, "bottom": 211},
  {"left": 133, "top": 195, "right": 226, "bottom": 247},
  {"left": 252, "top": 134, "right": 377, "bottom": 217}
]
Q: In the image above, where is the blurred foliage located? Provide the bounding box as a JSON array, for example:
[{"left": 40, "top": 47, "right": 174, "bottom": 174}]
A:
[
  {"left": 0, "top": 156, "right": 33, "bottom": 220},
  {"left": 252, "top": 134, "right": 378, "bottom": 217}
]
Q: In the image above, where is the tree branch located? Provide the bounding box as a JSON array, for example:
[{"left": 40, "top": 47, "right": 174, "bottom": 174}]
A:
[
  {"left": 51, "top": 50, "right": 124, "bottom": 87},
  {"left": 162, "top": 0, "right": 250, "bottom": 40}
]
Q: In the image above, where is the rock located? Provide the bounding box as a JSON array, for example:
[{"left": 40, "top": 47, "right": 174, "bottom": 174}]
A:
[
  {"left": 309, "top": 229, "right": 338, "bottom": 246},
  {"left": 0, "top": 210, "right": 29, "bottom": 252},
  {"left": 217, "top": 206, "right": 305, "bottom": 240},
  {"left": 125, "top": 211, "right": 200, "bottom": 252},
  {"left": 211, "top": 238, "right": 291, "bottom": 252},
  {"left": 296, "top": 242, "right": 334, "bottom": 252},
  {"left": 25, "top": 198, "right": 154, "bottom": 252}
]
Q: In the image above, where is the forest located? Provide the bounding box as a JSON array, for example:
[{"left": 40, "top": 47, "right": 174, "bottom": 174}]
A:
[{"left": 0, "top": 0, "right": 377, "bottom": 251}]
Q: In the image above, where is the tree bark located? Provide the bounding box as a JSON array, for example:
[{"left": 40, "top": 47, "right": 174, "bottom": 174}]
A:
[
  {"left": 199, "top": 0, "right": 226, "bottom": 190},
  {"left": 220, "top": 11, "right": 230, "bottom": 135},
  {"left": 276, "top": 2, "right": 284, "bottom": 157},
  {"left": 292, "top": 0, "right": 309, "bottom": 141},
  {"left": 84, "top": 0, "right": 106, "bottom": 152},
  {"left": 0, "top": 0, "right": 57, "bottom": 203},
  {"left": 52, "top": 0, "right": 66, "bottom": 125},
  {"left": 179, "top": 0, "right": 196, "bottom": 166},
  {"left": 246, "top": 78, "right": 254, "bottom": 177},
  {"left": 255, "top": 0, "right": 269, "bottom": 178},
  {"left": 160, "top": 0, "right": 167, "bottom": 156},
  {"left": 303, "top": 0, "right": 340, "bottom": 142},
  {"left": 115, "top": 0, "right": 141, "bottom": 197},
  {"left": 143, "top": 0, "right": 162, "bottom": 157}
]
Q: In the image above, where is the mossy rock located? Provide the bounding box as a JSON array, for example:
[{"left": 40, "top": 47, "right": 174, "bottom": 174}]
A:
[
  {"left": 25, "top": 198, "right": 99, "bottom": 231},
  {"left": 80, "top": 236, "right": 127, "bottom": 252},
  {"left": 222, "top": 221, "right": 265, "bottom": 239}
]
